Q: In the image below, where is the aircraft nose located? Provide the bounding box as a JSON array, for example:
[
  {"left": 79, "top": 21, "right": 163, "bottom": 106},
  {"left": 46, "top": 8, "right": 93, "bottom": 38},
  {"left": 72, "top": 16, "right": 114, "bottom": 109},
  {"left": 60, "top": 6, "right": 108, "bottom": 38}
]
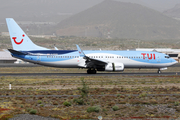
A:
[{"left": 172, "top": 58, "right": 178, "bottom": 64}]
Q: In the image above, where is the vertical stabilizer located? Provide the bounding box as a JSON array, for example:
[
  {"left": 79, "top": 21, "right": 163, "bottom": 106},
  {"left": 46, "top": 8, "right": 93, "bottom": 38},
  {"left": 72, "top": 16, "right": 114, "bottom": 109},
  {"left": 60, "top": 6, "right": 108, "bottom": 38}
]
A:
[{"left": 6, "top": 18, "right": 49, "bottom": 51}]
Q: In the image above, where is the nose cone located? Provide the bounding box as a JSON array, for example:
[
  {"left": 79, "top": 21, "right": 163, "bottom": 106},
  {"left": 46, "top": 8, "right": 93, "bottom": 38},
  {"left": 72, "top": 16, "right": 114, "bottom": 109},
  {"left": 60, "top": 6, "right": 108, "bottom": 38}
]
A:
[{"left": 171, "top": 58, "right": 178, "bottom": 65}]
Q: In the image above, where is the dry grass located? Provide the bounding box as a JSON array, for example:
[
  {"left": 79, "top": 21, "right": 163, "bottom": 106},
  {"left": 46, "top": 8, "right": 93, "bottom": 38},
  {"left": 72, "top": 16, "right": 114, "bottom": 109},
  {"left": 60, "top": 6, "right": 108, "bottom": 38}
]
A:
[{"left": 0, "top": 66, "right": 180, "bottom": 119}]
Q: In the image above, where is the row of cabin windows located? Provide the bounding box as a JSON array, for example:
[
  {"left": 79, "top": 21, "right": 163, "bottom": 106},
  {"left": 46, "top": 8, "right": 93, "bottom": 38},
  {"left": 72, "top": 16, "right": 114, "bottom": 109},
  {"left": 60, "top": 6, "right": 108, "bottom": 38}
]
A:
[
  {"left": 47, "top": 56, "right": 144, "bottom": 59},
  {"left": 87, "top": 56, "right": 144, "bottom": 59},
  {"left": 118, "top": 56, "right": 143, "bottom": 59},
  {"left": 47, "top": 56, "right": 79, "bottom": 58}
]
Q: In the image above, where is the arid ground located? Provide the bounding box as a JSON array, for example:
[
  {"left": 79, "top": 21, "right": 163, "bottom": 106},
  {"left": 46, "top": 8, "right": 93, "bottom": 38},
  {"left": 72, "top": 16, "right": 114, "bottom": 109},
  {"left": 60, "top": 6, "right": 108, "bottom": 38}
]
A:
[{"left": 0, "top": 66, "right": 180, "bottom": 119}]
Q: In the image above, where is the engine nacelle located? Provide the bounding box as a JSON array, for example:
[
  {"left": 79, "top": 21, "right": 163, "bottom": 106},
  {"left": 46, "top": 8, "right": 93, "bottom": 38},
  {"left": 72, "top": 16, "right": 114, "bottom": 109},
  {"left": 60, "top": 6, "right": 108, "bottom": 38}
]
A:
[{"left": 105, "top": 63, "right": 124, "bottom": 72}]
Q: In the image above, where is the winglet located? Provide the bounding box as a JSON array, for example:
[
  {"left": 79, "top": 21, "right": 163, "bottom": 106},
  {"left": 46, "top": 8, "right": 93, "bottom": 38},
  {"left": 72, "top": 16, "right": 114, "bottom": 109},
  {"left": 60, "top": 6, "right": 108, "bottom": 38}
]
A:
[{"left": 76, "top": 45, "right": 86, "bottom": 58}]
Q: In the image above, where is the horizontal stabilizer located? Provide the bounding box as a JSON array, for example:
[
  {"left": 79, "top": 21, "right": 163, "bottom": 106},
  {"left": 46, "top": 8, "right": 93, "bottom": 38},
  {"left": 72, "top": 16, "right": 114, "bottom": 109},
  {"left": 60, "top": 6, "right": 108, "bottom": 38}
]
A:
[{"left": 8, "top": 49, "right": 27, "bottom": 55}]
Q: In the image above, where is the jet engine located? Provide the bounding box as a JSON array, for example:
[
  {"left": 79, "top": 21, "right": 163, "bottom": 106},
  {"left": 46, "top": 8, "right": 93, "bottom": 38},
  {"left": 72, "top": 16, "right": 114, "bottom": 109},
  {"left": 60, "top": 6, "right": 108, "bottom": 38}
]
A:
[{"left": 105, "top": 63, "right": 124, "bottom": 72}]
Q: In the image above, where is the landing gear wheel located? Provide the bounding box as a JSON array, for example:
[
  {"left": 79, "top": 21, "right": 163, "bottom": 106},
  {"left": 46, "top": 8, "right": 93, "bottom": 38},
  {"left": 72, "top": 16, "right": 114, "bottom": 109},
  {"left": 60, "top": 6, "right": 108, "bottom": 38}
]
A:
[
  {"left": 87, "top": 70, "right": 90, "bottom": 74},
  {"left": 87, "top": 69, "right": 97, "bottom": 74},
  {"left": 157, "top": 70, "right": 161, "bottom": 74},
  {"left": 92, "top": 70, "right": 97, "bottom": 74}
]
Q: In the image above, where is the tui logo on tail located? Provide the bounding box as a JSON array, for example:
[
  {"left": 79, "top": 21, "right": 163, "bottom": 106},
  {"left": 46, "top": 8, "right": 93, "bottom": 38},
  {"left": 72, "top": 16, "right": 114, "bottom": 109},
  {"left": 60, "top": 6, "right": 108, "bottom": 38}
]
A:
[{"left": 12, "top": 34, "right": 25, "bottom": 45}]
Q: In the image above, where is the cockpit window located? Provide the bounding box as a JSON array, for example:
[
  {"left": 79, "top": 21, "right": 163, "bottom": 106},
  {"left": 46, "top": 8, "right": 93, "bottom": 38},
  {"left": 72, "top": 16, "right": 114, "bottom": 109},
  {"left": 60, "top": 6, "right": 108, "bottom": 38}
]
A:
[{"left": 165, "top": 56, "right": 170, "bottom": 59}]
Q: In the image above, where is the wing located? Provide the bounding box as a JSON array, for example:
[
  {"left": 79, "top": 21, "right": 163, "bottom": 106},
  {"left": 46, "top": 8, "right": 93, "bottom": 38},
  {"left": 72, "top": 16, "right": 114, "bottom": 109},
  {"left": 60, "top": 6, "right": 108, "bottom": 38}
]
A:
[{"left": 76, "top": 45, "right": 107, "bottom": 68}]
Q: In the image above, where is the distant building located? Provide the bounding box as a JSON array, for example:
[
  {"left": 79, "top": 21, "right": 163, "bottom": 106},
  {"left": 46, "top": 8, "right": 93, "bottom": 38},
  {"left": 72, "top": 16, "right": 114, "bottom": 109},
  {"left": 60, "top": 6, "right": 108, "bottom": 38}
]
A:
[
  {"left": 0, "top": 50, "right": 17, "bottom": 63},
  {"left": 29, "top": 35, "right": 56, "bottom": 39},
  {"left": 1, "top": 32, "right": 9, "bottom": 36},
  {"left": 1, "top": 32, "right": 56, "bottom": 39}
]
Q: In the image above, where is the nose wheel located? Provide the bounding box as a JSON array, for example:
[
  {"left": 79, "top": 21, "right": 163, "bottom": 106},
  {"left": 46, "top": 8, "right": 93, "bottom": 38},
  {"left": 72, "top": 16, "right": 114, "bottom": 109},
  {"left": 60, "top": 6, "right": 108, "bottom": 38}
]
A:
[{"left": 157, "top": 69, "right": 161, "bottom": 74}]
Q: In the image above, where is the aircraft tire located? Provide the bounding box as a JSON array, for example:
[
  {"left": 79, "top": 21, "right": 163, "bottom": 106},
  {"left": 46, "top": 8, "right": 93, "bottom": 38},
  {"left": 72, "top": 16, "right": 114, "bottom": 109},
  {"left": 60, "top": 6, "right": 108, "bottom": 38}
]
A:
[
  {"left": 87, "top": 70, "right": 90, "bottom": 74},
  {"left": 93, "top": 70, "right": 97, "bottom": 74},
  {"left": 157, "top": 70, "right": 161, "bottom": 74}
]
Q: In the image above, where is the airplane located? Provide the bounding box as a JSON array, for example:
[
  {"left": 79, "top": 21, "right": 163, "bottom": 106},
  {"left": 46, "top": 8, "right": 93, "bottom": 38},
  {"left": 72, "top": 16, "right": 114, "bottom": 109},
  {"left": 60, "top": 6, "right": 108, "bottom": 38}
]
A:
[{"left": 6, "top": 18, "right": 177, "bottom": 74}]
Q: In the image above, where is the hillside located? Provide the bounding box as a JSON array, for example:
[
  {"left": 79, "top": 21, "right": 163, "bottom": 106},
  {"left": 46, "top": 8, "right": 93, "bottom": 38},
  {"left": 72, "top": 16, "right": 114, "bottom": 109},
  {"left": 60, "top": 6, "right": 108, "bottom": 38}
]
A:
[
  {"left": 163, "top": 4, "right": 180, "bottom": 19},
  {"left": 56, "top": 0, "right": 180, "bottom": 40},
  {"left": 0, "top": 0, "right": 65, "bottom": 22},
  {"left": 0, "top": 0, "right": 103, "bottom": 23}
]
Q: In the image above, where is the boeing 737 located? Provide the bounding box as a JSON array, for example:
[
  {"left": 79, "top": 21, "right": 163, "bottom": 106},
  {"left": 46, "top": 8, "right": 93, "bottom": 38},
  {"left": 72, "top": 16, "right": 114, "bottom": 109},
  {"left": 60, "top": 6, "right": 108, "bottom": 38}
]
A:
[{"left": 6, "top": 18, "right": 177, "bottom": 74}]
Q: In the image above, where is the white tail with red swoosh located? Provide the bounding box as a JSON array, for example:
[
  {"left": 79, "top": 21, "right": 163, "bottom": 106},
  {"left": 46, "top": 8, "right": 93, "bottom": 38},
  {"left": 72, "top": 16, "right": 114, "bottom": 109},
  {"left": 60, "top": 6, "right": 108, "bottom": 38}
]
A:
[{"left": 6, "top": 18, "right": 49, "bottom": 51}]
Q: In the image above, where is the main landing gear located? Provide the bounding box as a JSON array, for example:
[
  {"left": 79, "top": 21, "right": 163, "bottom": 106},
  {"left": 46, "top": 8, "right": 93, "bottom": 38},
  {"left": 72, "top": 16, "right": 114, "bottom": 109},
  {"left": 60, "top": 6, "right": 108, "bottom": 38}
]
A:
[{"left": 87, "top": 69, "right": 97, "bottom": 74}]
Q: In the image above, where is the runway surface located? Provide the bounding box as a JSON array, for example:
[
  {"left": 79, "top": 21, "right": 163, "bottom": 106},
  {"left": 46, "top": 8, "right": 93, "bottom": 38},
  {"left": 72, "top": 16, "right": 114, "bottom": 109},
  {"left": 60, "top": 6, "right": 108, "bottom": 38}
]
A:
[
  {"left": 0, "top": 63, "right": 179, "bottom": 76},
  {"left": 0, "top": 63, "right": 39, "bottom": 67},
  {"left": 0, "top": 72, "right": 179, "bottom": 76},
  {"left": 0, "top": 63, "right": 179, "bottom": 67},
  {"left": 1, "top": 93, "right": 180, "bottom": 98}
]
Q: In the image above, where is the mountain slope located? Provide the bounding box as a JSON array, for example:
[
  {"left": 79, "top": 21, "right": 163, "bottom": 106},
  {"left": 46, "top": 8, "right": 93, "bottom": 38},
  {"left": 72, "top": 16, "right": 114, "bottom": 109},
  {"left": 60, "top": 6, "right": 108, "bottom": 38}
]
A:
[
  {"left": 56, "top": 0, "right": 180, "bottom": 40},
  {"left": 0, "top": 0, "right": 104, "bottom": 23},
  {"left": 163, "top": 4, "right": 180, "bottom": 19}
]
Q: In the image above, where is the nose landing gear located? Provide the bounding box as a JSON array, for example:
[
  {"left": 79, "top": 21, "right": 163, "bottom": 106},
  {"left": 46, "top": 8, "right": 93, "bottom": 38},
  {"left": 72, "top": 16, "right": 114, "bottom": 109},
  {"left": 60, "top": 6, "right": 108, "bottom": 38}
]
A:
[{"left": 157, "top": 69, "right": 161, "bottom": 74}]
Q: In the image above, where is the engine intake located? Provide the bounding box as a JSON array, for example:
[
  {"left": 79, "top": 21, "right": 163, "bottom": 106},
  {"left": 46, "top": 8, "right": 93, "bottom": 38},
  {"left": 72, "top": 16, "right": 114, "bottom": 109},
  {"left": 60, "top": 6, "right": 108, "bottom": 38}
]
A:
[{"left": 105, "top": 63, "right": 124, "bottom": 72}]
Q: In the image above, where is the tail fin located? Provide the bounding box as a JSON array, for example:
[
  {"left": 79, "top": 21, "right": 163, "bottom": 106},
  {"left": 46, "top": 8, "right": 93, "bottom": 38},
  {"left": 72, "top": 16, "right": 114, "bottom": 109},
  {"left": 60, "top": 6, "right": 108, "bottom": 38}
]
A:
[{"left": 6, "top": 18, "right": 49, "bottom": 51}]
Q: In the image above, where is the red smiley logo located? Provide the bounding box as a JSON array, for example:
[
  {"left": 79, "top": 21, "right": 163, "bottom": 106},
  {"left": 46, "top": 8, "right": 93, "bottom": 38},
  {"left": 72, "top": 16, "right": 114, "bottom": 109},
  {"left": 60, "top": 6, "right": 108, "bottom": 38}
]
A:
[{"left": 12, "top": 34, "right": 25, "bottom": 45}]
